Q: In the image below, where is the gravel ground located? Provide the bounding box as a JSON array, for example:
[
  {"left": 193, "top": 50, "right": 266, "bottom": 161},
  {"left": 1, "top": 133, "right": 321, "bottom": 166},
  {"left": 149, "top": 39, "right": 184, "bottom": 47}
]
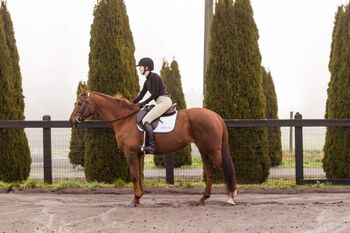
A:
[{"left": 1, "top": 187, "right": 350, "bottom": 233}]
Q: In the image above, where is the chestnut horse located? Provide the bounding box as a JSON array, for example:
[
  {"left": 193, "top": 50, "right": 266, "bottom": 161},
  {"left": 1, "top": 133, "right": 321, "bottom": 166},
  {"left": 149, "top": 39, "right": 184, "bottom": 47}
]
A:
[{"left": 69, "top": 88, "right": 237, "bottom": 206}]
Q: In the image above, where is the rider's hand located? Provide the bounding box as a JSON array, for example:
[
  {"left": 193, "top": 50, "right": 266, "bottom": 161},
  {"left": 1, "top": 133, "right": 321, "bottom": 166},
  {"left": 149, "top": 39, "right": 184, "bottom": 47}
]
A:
[{"left": 137, "top": 102, "right": 144, "bottom": 108}]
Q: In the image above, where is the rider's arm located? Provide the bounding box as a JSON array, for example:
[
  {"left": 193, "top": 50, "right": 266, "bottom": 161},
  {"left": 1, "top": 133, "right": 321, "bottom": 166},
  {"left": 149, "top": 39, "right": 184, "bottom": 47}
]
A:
[
  {"left": 139, "top": 76, "right": 160, "bottom": 105},
  {"left": 132, "top": 83, "right": 147, "bottom": 104}
]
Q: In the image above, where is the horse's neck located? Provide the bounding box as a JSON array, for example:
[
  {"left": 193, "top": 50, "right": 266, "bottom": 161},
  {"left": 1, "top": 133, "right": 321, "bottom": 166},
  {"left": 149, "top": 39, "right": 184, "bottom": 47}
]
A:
[{"left": 91, "top": 93, "right": 134, "bottom": 122}]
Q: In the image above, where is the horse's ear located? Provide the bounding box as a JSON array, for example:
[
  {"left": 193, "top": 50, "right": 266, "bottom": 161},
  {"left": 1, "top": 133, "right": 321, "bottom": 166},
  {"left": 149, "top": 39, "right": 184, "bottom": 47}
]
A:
[{"left": 80, "top": 87, "right": 87, "bottom": 95}]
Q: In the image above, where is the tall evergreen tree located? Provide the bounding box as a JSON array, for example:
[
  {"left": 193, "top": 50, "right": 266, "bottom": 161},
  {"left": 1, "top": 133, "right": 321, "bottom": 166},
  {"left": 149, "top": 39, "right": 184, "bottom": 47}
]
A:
[
  {"left": 2, "top": 2, "right": 24, "bottom": 114},
  {"left": 205, "top": 0, "right": 269, "bottom": 183},
  {"left": 0, "top": 1, "right": 31, "bottom": 182},
  {"left": 69, "top": 81, "right": 87, "bottom": 167},
  {"left": 323, "top": 5, "right": 350, "bottom": 178},
  {"left": 85, "top": 0, "right": 139, "bottom": 182},
  {"left": 154, "top": 59, "right": 192, "bottom": 167},
  {"left": 167, "top": 60, "right": 187, "bottom": 109},
  {"left": 262, "top": 67, "right": 282, "bottom": 166}
]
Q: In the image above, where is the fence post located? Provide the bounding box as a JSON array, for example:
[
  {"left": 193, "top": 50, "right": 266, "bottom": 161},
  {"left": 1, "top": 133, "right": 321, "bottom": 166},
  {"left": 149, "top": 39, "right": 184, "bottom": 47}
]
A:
[
  {"left": 289, "top": 111, "right": 293, "bottom": 154},
  {"left": 165, "top": 153, "right": 174, "bottom": 184},
  {"left": 43, "top": 115, "right": 53, "bottom": 184},
  {"left": 294, "top": 112, "right": 303, "bottom": 185}
]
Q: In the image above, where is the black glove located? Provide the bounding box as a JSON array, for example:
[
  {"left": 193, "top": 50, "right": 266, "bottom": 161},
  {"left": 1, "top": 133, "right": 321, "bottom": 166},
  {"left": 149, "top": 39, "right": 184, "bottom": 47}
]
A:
[{"left": 137, "top": 102, "right": 144, "bottom": 108}]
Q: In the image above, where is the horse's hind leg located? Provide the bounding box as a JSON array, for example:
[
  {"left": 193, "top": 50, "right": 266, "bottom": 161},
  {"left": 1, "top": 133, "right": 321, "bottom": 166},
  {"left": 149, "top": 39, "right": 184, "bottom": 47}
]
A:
[
  {"left": 198, "top": 148, "right": 214, "bottom": 205},
  {"left": 210, "top": 151, "right": 236, "bottom": 205}
]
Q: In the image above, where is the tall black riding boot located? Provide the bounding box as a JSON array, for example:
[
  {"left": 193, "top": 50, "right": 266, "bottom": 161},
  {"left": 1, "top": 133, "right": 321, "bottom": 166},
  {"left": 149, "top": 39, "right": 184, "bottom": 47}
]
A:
[{"left": 143, "top": 122, "right": 156, "bottom": 154}]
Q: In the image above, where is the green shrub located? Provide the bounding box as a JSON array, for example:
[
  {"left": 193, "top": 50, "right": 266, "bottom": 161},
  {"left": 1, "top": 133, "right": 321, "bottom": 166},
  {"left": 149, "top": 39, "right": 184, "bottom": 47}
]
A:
[
  {"left": 323, "top": 5, "right": 350, "bottom": 178},
  {"left": 0, "top": 2, "right": 31, "bottom": 182},
  {"left": 204, "top": 0, "right": 269, "bottom": 183},
  {"left": 69, "top": 81, "right": 87, "bottom": 167},
  {"left": 154, "top": 60, "right": 192, "bottom": 167},
  {"left": 262, "top": 67, "right": 282, "bottom": 166},
  {"left": 84, "top": 0, "right": 139, "bottom": 182}
]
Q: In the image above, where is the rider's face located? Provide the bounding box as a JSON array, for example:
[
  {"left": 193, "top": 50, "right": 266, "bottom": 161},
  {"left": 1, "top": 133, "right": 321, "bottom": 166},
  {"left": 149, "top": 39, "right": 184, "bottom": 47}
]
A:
[{"left": 138, "top": 66, "right": 145, "bottom": 75}]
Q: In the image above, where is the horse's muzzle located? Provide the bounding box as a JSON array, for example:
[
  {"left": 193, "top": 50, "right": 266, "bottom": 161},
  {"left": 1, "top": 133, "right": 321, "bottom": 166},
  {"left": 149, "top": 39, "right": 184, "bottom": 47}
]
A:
[
  {"left": 76, "top": 116, "right": 84, "bottom": 123},
  {"left": 70, "top": 116, "right": 83, "bottom": 128},
  {"left": 70, "top": 120, "right": 78, "bottom": 128}
]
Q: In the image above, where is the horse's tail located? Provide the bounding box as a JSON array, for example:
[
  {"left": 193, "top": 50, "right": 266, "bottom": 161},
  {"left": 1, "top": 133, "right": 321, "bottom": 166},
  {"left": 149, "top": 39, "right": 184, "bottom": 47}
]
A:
[{"left": 220, "top": 119, "right": 237, "bottom": 193}]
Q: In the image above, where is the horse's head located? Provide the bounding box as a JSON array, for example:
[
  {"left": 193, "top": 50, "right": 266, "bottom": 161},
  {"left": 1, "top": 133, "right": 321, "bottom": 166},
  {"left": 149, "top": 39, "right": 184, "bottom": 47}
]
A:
[{"left": 69, "top": 87, "right": 95, "bottom": 127}]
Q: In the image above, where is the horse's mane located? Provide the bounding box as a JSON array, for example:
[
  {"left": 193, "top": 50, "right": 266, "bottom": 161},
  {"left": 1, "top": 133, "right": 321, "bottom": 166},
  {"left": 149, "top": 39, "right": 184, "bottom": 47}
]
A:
[
  {"left": 92, "top": 91, "right": 135, "bottom": 110},
  {"left": 113, "top": 94, "right": 135, "bottom": 109}
]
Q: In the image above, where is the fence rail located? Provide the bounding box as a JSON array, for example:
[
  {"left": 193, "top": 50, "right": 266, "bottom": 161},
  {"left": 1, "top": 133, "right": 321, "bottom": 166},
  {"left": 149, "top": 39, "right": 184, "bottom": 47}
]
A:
[
  {"left": 3, "top": 118, "right": 350, "bottom": 128},
  {"left": 1, "top": 113, "right": 350, "bottom": 185}
]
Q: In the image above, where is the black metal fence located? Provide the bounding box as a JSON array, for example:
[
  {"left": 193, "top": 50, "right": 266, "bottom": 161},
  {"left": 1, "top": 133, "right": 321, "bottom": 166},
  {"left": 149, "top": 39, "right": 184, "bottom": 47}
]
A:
[{"left": 1, "top": 113, "right": 350, "bottom": 184}]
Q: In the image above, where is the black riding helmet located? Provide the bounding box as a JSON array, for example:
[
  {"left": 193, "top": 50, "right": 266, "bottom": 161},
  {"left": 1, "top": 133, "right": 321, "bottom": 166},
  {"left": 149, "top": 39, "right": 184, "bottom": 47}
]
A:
[{"left": 137, "top": 57, "right": 154, "bottom": 71}]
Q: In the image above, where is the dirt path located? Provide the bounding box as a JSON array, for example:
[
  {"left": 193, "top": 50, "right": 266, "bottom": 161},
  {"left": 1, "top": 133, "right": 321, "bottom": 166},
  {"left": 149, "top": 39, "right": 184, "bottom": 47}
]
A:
[{"left": 1, "top": 190, "right": 350, "bottom": 233}]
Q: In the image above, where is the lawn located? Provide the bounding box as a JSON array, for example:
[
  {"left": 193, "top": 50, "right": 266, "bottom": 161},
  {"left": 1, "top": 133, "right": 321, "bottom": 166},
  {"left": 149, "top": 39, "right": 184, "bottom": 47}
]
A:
[
  {"left": 144, "top": 150, "right": 324, "bottom": 169},
  {"left": 279, "top": 150, "right": 323, "bottom": 168}
]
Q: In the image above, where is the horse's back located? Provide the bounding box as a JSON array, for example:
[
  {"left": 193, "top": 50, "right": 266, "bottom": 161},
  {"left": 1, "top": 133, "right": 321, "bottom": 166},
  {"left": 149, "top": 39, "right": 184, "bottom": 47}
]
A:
[
  {"left": 179, "top": 108, "right": 225, "bottom": 144},
  {"left": 181, "top": 107, "right": 224, "bottom": 125}
]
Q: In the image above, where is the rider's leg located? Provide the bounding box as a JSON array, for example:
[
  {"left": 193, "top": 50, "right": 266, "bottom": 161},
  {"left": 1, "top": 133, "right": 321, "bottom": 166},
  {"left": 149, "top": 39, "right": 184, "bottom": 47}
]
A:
[
  {"left": 143, "top": 121, "right": 156, "bottom": 153},
  {"left": 142, "top": 96, "right": 172, "bottom": 153}
]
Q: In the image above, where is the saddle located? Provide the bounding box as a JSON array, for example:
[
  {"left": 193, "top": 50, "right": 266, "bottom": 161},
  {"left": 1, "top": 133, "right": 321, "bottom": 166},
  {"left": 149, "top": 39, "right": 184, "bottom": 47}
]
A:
[{"left": 136, "top": 103, "right": 177, "bottom": 130}]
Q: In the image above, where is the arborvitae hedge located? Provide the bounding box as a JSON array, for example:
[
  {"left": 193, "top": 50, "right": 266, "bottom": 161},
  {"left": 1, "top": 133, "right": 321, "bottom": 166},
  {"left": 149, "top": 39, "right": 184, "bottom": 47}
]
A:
[
  {"left": 205, "top": 0, "right": 269, "bottom": 184},
  {"left": 262, "top": 67, "right": 282, "bottom": 166},
  {"left": 0, "top": 2, "right": 31, "bottom": 182},
  {"left": 323, "top": 5, "right": 350, "bottom": 178},
  {"left": 85, "top": 0, "right": 139, "bottom": 182},
  {"left": 69, "top": 81, "right": 87, "bottom": 167},
  {"left": 154, "top": 59, "right": 192, "bottom": 167}
]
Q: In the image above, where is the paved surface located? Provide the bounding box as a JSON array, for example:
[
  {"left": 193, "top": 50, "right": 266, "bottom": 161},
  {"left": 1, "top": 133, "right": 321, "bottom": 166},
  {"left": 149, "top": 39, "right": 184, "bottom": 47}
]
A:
[{"left": 1, "top": 191, "right": 350, "bottom": 233}]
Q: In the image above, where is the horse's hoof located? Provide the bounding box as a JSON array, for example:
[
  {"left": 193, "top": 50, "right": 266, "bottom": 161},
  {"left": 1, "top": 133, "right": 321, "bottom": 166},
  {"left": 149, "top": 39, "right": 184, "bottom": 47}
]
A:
[
  {"left": 198, "top": 200, "right": 205, "bottom": 206},
  {"left": 199, "top": 195, "right": 210, "bottom": 206},
  {"left": 226, "top": 198, "right": 235, "bottom": 205},
  {"left": 129, "top": 200, "right": 140, "bottom": 207},
  {"left": 128, "top": 202, "right": 138, "bottom": 207},
  {"left": 190, "top": 201, "right": 203, "bottom": 206}
]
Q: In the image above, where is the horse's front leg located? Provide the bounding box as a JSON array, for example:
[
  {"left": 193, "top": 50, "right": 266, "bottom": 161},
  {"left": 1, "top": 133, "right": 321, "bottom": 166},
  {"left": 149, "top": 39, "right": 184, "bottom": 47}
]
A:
[{"left": 125, "top": 149, "right": 144, "bottom": 207}]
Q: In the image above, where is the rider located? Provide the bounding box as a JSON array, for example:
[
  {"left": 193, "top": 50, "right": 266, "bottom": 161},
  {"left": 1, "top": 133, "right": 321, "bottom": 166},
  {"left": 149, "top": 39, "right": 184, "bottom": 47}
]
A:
[{"left": 133, "top": 57, "right": 172, "bottom": 153}]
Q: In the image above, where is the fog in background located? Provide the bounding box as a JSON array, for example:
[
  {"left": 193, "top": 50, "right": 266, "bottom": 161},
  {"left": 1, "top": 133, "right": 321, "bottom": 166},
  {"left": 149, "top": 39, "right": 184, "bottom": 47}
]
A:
[{"left": 6, "top": 0, "right": 349, "bottom": 120}]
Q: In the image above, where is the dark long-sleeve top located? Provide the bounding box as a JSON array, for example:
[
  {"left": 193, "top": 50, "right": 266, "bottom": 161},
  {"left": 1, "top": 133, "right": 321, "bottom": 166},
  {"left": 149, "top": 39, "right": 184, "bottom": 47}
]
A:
[{"left": 132, "top": 72, "right": 168, "bottom": 105}]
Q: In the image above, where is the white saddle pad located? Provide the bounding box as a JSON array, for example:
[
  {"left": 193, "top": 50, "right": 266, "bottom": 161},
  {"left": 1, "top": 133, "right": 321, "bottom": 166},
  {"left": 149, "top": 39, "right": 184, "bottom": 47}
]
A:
[{"left": 137, "top": 112, "right": 178, "bottom": 133}]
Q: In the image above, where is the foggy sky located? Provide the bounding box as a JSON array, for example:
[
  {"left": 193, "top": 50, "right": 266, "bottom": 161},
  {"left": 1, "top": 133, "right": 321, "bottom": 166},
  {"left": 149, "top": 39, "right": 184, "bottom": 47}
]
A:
[{"left": 5, "top": 0, "right": 349, "bottom": 120}]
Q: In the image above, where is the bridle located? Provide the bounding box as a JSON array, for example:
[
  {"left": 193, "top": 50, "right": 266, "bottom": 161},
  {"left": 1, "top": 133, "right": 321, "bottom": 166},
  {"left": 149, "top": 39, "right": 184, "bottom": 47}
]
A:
[
  {"left": 74, "top": 91, "right": 139, "bottom": 125},
  {"left": 74, "top": 92, "right": 90, "bottom": 124}
]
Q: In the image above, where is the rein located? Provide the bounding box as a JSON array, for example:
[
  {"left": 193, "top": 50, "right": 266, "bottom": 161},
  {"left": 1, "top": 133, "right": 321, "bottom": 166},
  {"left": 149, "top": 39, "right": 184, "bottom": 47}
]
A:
[
  {"left": 82, "top": 91, "right": 139, "bottom": 124},
  {"left": 102, "top": 109, "right": 139, "bottom": 124}
]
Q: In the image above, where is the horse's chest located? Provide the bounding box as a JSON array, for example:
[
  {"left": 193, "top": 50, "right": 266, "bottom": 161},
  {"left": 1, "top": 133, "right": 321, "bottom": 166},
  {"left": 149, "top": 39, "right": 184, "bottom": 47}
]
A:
[
  {"left": 115, "top": 134, "right": 124, "bottom": 148},
  {"left": 115, "top": 133, "right": 138, "bottom": 149}
]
